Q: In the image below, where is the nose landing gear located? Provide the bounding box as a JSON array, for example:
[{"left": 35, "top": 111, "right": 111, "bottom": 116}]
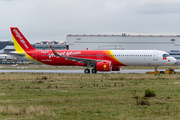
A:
[{"left": 155, "top": 66, "right": 157, "bottom": 71}]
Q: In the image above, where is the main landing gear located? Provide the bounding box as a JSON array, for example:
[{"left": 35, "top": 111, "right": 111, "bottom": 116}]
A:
[
  {"left": 84, "top": 69, "right": 97, "bottom": 73},
  {"left": 84, "top": 63, "right": 97, "bottom": 73}
]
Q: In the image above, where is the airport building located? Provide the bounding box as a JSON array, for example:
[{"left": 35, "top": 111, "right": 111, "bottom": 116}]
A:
[
  {"left": 0, "top": 41, "right": 14, "bottom": 53},
  {"left": 0, "top": 54, "right": 16, "bottom": 61},
  {"left": 33, "top": 41, "right": 67, "bottom": 50},
  {"left": 0, "top": 41, "right": 15, "bottom": 62},
  {"left": 0, "top": 41, "right": 14, "bottom": 50},
  {"left": 66, "top": 34, "right": 180, "bottom": 62}
]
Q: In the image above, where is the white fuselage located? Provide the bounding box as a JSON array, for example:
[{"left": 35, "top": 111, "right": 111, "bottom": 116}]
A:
[{"left": 111, "top": 50, "right": 177, "bottom": 66}]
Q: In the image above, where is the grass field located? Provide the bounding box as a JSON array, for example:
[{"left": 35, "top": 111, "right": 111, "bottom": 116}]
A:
[{"left": 0, "top": 72, "right": 180, "bottom": 119}]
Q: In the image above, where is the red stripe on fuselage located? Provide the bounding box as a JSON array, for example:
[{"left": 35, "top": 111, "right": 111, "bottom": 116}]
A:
[{"left": 26, "top": 50, "right": 127, "bottom": 66}]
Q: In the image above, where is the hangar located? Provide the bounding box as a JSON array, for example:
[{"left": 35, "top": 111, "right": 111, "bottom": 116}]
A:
[{"left": 66, "top": 34, "right": 180, "bottom": 62}]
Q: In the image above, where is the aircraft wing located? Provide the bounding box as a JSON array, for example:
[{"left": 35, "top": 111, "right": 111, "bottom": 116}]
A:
[{"left": 50, "top": 46, "right": 102, "bottom": 64}]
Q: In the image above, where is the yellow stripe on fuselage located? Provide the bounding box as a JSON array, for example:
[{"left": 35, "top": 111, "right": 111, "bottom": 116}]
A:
[
  {"left": 109, "top": 50, "right": 126, "bottom": 65},
  {"left": 12, "top": 35, "right": 43, "bottom": 64}
]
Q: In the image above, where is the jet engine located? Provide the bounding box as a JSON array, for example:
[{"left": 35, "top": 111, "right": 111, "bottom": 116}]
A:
[{"left": 96, "top": 61, "right": 112, "bottom": 71}]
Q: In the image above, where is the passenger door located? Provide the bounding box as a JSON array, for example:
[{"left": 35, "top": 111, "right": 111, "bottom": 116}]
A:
[{"left": 153, "top": 51, "right": 158, "bottom": 61}]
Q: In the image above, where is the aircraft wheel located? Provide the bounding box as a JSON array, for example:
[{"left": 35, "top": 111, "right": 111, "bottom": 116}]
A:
[
  {"left": 84, "top": 69, "right": 90, "bottom": 73},
  {"left": 91, "top": 69, "right": 97, "bottom": 73}
]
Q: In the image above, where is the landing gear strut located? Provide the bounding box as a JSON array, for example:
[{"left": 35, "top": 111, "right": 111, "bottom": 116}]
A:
[{"left": 84, "top": 63, "right": 91, "bottom": 73}]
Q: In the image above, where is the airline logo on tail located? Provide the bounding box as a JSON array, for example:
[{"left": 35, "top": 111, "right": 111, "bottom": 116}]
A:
[{"left": 13, "top": 29, "right": 29, "bottom": 49}]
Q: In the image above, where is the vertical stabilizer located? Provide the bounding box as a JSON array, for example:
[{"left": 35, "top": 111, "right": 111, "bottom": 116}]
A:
[{"left": 10, "top": 27, "right": 35, "bottom": 52}]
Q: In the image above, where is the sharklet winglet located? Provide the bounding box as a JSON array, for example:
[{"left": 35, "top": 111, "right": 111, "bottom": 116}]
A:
[{"left": 50, "top": 46, "right": 63, "bottom": 57}]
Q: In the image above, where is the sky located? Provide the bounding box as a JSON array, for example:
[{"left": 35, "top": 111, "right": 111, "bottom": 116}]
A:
[{"left": 0, "top": 0, "right": 180, "bottom": 43}]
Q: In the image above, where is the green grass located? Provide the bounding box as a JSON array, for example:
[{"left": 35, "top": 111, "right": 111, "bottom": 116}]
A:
[{"left": 0, "top": 73, "right": 180, "bottom": 119}]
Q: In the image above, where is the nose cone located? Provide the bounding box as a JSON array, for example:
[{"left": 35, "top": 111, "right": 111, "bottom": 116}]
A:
[
  {"left": 165, "top": 57, "right": 177, "bottom": 65},
  {"left": 174, "top": 58, "right": 178, "bottom": 64},
  {"left": 171, "top": 57, "right": 177, "bottom": 65}
]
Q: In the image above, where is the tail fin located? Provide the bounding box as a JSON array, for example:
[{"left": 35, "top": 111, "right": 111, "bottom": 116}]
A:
[{"left": 10, "top": 27, "right": 36, "bottom": 52}]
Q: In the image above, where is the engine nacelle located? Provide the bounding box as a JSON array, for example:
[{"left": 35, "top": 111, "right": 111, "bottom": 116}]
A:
[
  {"left": 96, "top": 61, "right": 112, "bottom": 71},
  {"left": 112, "top": 66, "right": 121, "bottom": 71}
]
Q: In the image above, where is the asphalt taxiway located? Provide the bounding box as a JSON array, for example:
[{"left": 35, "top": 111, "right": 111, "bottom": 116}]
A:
[{"left": 0, "top": 69, "right": 179, "bottom": 74}]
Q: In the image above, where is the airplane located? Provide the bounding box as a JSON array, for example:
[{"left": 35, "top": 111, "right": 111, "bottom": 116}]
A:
[{"left": 9, "top": 27, "right": 177, "bottom": 73}]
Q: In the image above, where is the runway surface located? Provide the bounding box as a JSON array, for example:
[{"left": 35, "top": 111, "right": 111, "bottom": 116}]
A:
[{"left": 0, "top": 69, "right": 180, "bottom": 73}]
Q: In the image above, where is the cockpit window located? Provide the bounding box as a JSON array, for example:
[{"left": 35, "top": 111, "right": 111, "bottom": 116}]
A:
[{"left": 162, "top": 54, "right": 169, "bottom": 57}]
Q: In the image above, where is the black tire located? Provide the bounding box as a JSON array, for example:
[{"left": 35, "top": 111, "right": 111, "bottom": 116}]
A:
[
  {"left": 84, "top": 69, "right": 90, "bottom": 73},
  {"left": 91, "top": 69, "right": 97, "bottom": 73}
]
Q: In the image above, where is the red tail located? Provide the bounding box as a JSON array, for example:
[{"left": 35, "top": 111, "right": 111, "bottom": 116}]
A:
[{"left": 10, "top": 27, "right": 35, "bottom": 51}]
